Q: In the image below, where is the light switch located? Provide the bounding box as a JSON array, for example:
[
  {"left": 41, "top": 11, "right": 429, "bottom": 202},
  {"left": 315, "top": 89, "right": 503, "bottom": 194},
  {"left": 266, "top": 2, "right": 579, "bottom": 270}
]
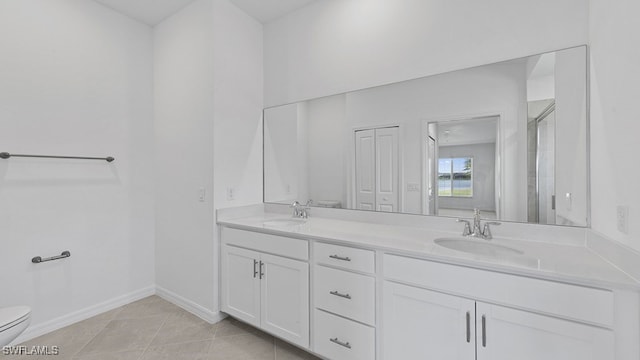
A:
[
  {"left": 198, "top": 187, "right": 206, "bottom": 202},
  {"left": 227, "top": 187, "right": 235, "bottom": 201},
  {"left": 617, "top": 205, "right": 629, "bottom": 234}
]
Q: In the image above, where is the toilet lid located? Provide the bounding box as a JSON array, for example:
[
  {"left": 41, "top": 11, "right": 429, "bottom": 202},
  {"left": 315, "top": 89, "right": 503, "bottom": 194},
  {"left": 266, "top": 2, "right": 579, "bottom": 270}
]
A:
[{"left": 0, "top": 306, "right": 31, "bottom": 332}]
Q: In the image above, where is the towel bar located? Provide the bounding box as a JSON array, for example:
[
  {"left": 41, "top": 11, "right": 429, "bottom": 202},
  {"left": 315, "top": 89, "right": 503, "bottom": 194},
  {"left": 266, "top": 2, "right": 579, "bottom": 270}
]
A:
[
  {"left": 1, "top": 152, "right": 114, "bottom": 162},
  {"left": 32, "top": 251, "right": 71, "bottom": 264}
]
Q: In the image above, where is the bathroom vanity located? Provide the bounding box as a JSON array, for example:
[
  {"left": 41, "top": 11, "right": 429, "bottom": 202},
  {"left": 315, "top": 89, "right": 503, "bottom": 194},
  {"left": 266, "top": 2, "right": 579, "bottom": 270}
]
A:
[{"left": 218, "top": 206, "right": 640, "bottom": 360}]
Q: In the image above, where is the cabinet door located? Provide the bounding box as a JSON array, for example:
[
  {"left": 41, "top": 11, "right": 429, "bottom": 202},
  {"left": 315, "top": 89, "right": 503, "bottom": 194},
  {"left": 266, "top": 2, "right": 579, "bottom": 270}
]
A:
[
  {"left": 476, "top": 302, "right": 614, "bottom": 360},
  {"left": 260, "top": 253, "right": 310, "bottom": 348},
  {"left": 221, "top": 245, "right": 261, "bottom": 327},
  {"left": 382, "top": 281, "right": 475, "bottom": 360}
]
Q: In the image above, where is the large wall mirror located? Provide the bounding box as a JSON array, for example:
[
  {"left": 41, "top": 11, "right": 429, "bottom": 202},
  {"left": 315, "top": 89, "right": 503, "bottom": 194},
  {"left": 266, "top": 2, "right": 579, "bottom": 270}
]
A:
[{"left": 264, "top": 46, "right": 588, "bottom": 227}]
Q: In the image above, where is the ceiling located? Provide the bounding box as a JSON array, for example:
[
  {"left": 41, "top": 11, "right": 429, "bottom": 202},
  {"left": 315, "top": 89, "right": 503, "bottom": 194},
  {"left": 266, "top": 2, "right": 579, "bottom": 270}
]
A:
[
  {"left": 437, "top": 117, "right": 499, "bottom": 147},
  {"left": 94, "top": 0, "right": 198, "bottom": 26},
  {"left": 94, "top": 0, "right": 318, "bottom": 26},
  {"left": 229, "top": 0, "right": 317, "bottom": 23}
]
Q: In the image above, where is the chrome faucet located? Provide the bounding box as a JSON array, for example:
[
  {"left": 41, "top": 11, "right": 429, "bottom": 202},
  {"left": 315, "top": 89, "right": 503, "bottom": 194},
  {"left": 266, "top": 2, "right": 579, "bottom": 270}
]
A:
[
  {"left": 290, "top": 200, "right": 312, "bottom": 219},
  {"left": 472, "top": 208, "right": 483, "bottom": 237},
  {"left": 457, "top": 208, "right": 500, "bottom": 240}
]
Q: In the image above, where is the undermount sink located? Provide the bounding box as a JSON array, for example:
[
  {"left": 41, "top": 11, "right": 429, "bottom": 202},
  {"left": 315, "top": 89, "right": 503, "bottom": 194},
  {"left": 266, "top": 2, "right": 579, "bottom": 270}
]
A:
[
  {"left": 262, "top": 218, "right": 307, "bottom": 227},
  {"left": 434, "top": 237, "right": 524, "bottom": 257}
]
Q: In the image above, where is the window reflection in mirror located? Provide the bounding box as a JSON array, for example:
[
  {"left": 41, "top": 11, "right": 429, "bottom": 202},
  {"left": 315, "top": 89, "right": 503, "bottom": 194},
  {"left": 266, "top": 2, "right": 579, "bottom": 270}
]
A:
[{"left": 427, "top": 118, "right": 497, "bottom": 220}]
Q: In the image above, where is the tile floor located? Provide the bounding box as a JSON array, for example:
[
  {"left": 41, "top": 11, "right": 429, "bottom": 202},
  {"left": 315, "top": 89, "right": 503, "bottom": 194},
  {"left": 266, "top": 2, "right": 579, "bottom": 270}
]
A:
[{"left": 2, "top": 296, "right": 320, "bottom": 360}]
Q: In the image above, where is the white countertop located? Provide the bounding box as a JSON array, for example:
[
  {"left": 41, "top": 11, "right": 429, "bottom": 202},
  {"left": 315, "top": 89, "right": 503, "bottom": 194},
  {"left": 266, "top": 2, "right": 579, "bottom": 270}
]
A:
[{"left": 218, "top": 212, "right": 640, "bottom": 291}]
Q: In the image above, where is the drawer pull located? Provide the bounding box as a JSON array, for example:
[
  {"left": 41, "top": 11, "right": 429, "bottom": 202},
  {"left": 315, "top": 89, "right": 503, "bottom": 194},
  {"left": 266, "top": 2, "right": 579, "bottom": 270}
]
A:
[
  {"left": 259, "top": 261, "right": 265, "bottom": 279},
  {"left": 330, "top": 337, "right": 352, "bottom": 349},
  {"left": 330, "top": 290, "right": 352, "bottom": 300},
  {"left": 481, "top": 315, "right": 487, "bottom": 347},
  {"left": 466, "top": 311, "right": 471, "bottom": 343},
  {"left": 329, "top": 254, "right": 351, "bottom": 262},
  {"left": 253, "top": 259, "right": 258, "bottom": 278}
]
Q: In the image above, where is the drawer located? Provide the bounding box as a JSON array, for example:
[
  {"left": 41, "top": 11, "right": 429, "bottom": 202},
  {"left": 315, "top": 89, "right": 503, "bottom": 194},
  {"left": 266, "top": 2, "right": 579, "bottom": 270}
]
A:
[
  {"left": 314, "top": 242, "right": 375, "bottom": 274},
  {"left": 314, "top": 309, "right": 375, "bottom": 360},
  {"left": 384, "top": 254, "right": 614, "bottom": 327},
  {"left": 314, "top": 265, "right": 376, "bottom": 325},
  {"left": 221, "top": 227, "right": 308, "bottom": 260}
]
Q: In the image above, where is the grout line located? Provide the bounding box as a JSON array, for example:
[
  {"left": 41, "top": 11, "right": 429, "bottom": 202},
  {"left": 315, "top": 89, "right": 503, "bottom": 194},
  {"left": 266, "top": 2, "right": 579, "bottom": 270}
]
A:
[
  {"left": 72, "top": 349, "right": 145, "bottom": 360},
  {"left": 272, "top": 336, "right": 277, "bottom": 360},
  {"left": 141, "top": 337, "right": 216, "bottom": 349},
  {"left": 136, "top": 311, "right": 172, "bottom": 360},
  {"left": 71, "top": 319, "right": 114, "bottom": 357},
  {"left": 214, "top": 331, "right": 263, "bottom": 339},
  {"left": 212, "top": 318, "right": 222, "bottom": 339},
  {"left": 48, "top": 300, "right": 305, "bottom": 360}
]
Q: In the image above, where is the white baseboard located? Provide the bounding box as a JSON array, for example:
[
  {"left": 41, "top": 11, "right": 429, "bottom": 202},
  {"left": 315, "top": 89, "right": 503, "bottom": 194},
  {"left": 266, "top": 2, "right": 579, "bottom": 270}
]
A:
[
  {"left": 11, "top": 285, "right": 225, "bottom": 345},
  {"left": 13, "top": 285, "right": 155, "bottom": 345},
  {"left": 155, "top": 286, "right": 226, "bottom": 324}
]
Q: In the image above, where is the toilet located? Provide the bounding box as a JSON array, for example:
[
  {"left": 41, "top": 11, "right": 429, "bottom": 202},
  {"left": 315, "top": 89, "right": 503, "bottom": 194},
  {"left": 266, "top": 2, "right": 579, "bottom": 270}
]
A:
[{"left": 0, "top": 306, "right": 31, "bottom": 347}]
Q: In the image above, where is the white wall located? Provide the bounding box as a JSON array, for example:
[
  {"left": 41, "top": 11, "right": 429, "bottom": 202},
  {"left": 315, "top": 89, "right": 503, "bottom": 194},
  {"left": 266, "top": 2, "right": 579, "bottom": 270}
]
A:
[
  {"left": 264, "top": 104, "right": 300, "bottom": 202},
  {"left": 306, "top": 95, "right": 347, "bottom": 207},
  {"left": 264, "top": 0, "right": 588, "bottom": 107},
  {"left": 526, "top": 53, "right": 556, "bottom": 102},
  {"left": 154, "top": 0, "right": 263, "bottom": 315},
  {"left": 589, "top": 0, "right": 640, "bottom": 249},
  {"left": 211, "top": 0, "right": 264, "bottom": 313},
  {"left": 265, "top": 95, "right": 347, "bottom": 207},
  {"left": 0, "top": 0, "right": 154, "bottom": 331},
  {"left": 211, "top": 0, "right": 264, "bottom": 209},
  {"left": 554, "top": 46, "right": 588, "bottom": 226},
  {"left": 154, "top": 0, "right": 216, "bottom": 312}
]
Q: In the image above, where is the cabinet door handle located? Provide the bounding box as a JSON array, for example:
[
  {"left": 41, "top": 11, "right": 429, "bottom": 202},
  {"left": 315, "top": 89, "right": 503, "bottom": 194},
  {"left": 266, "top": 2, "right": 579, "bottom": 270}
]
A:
[
  {"left": 329, "top": 290, "right": 352, "bottom": 299},
  {"left": 329, "top": 254, "right": 351, "bottom": 262},
  {"left": 466, "top": 311, "right": 471, "bottom": 343},
  {"left": 253, "top": 259, "right": 258, "bottom": 278},
  {"left": 259, "top": 261, "right": 265, "bottom": 279},
  {"left": 481, "top": 315, "right": 487, "bottom": 347},
  {"left": 330, "top": 337, "right": 352, "bottom": 349}
]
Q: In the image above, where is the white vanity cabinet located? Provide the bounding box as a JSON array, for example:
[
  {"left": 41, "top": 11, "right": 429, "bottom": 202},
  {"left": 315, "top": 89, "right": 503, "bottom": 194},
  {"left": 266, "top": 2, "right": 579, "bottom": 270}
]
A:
[
  {"left": 382, "top": 254, "right": 615, "bottom": 360},
  {"left": 218, "top": 218, "right": 638, "bottom": 360},
  {"left": 220, "top": 227, "right": 310, "bottom": 348},
  {"left": 312, "top": 242, "right": 377, "bottom": 360}
]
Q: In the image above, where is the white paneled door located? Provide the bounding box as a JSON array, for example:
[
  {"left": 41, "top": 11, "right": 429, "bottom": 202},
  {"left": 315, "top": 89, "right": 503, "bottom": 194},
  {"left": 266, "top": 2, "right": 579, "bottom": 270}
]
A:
[
  {"left": 260, "top": 253, "right": 310, "bottom": 348},
  {"left": 355, "top": 127, "right": 399, "bottom": 212},
  {"left": 383, "top": 281, "right": 614, "bottom": 360},
  {"left": 221, "top": 245, "right": 261, "bottom": 327},
  {"left": 383, "top": 281, "right": 476, "bottom": 360},
  {"left": 475, "top": 302, "right": 614, "bottom": 360},
  {"left": 221, "top": 244, "right": 310, "bottom": 348}
]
